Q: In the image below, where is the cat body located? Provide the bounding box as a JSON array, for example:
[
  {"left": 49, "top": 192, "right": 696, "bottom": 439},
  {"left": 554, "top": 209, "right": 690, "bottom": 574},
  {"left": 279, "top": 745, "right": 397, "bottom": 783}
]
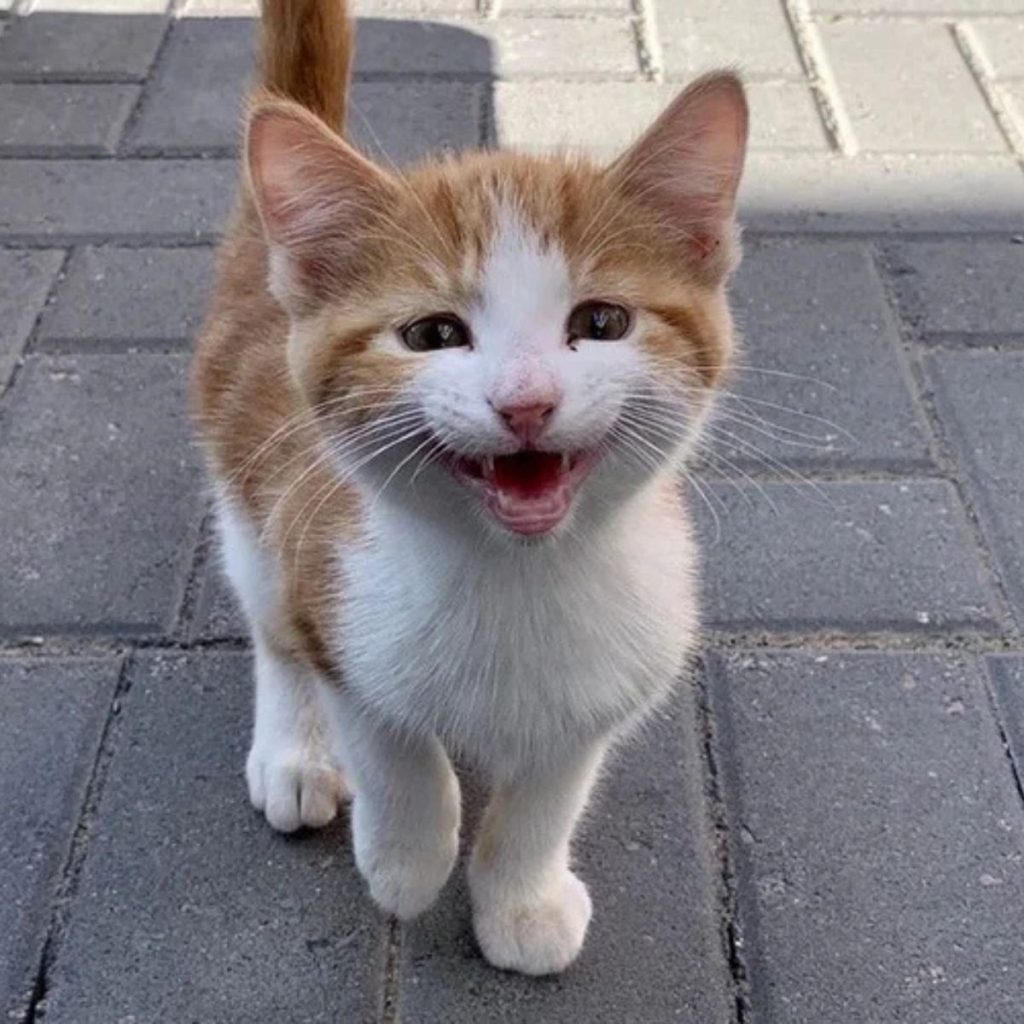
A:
[{"left": 194, "top": 0, "right": 747, "bottom": 975}]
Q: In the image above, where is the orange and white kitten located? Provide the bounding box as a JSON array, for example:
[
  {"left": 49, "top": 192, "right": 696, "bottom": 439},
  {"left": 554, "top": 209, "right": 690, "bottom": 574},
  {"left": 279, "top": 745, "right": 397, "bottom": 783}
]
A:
[{"left": 193, "top": 0, "right": 747, "bottom": 975}]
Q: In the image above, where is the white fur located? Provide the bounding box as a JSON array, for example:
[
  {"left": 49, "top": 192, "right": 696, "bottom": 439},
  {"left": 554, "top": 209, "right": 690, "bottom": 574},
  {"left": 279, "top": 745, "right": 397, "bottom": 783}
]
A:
[
  {"left": 218, "top": 501, "right": 348, "bottom": 833},
  {"left": 217, "top": 211, "right": 704, "bottom": 974}
]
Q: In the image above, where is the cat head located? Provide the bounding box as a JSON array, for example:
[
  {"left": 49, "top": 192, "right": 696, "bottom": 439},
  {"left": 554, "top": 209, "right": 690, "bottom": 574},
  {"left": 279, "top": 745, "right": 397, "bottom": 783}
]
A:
[{"left": 246, "top": 73, "right": 748, "bottom": 540}]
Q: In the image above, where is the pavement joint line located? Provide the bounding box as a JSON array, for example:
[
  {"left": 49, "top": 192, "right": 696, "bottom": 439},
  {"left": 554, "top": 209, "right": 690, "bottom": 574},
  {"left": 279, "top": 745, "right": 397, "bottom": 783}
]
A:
[
  {"left": 0, "top": 626, "right": 1018, "bottom": 659},
  {"left": 694, "top": 656, "right": 751, "bottom": 1024},
  {"left": 815, "top": 7, "right": 1024, "bottom": 16},
  {"left": 918, "top": 331, "right": 1024, "bottom": 351},
  {"left": 377, "top": 917, "right": 403, "bottom": 1024},
  {"left": 0, "top": 71, "right": 147, "bottom": 85},
  {"left": 701, "top": 628, "right": 1018, "bottom": 652},
  {"left": 782, "top": 0, "right": 859, "bottom": 155},
  {"left": 873, "top": 244, "right": 1022, "bottom": 643},
  {"left": 980, "top": 661, "right": 1024, "bottom": 811},
  {"left": 0, "top": 245, "right": 70, "bottom": 404},
  {"left": 115, "top": 9, "right": 177, "bottom": 159},
  {"left": 952, "top": 19, "right": 1024, "bottom": 169},
  {"left": 23, "top": 650, "right": 133, "bottom": 1024},
  {"left": 631, "top": 0, "right": 663, "bottom": 83},
  {"left": 170, "top": 501, "right": 214, "bottom": 644}
]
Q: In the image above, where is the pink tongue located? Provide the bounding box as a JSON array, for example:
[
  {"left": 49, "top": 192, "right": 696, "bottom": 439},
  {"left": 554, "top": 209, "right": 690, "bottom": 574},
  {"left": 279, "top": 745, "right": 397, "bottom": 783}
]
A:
[{"left": 492, "top": 452, "right": 565, "bottom": 499}]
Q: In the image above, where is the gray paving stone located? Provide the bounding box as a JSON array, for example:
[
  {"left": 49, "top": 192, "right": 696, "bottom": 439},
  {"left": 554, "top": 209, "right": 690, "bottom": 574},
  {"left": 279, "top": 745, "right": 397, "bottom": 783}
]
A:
[
  {"left": 350, "top": 79, "right": 482, "bottom": 161},
  {"left": 968, "top": 17, "right": 1024, "bottom": 78},
  {"left": 503, "top": 0, "right": 630, "bottom": 10},
  {"left": 353, "top": 16, "right": 638, "bottom": 78},
  {"left": 38, "top": 246, "right": 215, "bottom": 348},
  {"left": 655, "top": 0, "right": 804, "bottom": 79},
  {"left": 0, "top": 159, "right": 234, "bottom": 242},
  {"left": 928, "top": 352, "right": 1024, "bottom": 627},
  {"left": 0, "top": 82, "right": 138, "bottom": 155},
  {"left": 192, "top": 562, "right": 247, "bottom": 641},
  {"left": 693, "top": 480, "right": 1000, "bottom": 632},
  {"left": 814, "top": 0, "right": 1024, "bottom": 10},
  {"left": 0, "top": 353, "right": 201, "bottom": 635},
  {"left": 496, "top": 80, "right": 829, "bottom": 154},
  {"left": 0, "top": 247, "right": 62, "bottom": 391},
  {"left": 0, "top": 11, "right": 168, "bottom": 81},
  {"left": 709, "top": 649, "right": 1024, "bottom": 1024},
  {"left": 400, "top": 685, "right": 732, "bottom": 1023},
  {"left": 712, "top": 239, "right": 931, "bottom": 470},
  {"left": 740, "top": 154, "right": 1024, "bottom": 233},
  {"left": 887, "top": 241, "right": 1024, "bottom": 338},
  {"left": 124, "top": 15, "right": 251, "bottom": 154},
  {"left": 986, "top": 656, "right": 1024, "bottom": 786},
  {"left": 128, "top": 17, "right": 482, "bottom": 158},
  {"left": 1001, "top": 81, "right": 1024, "bottom": 140},
  {"left": 0, "top": 656, "right": 120, "bottom": 1022},
  {"left": 42, "top": 650, "right": 384, "bottom": 1024},
  {"left": 820, "top": 20, "right": 1005, "bottom": 154}
]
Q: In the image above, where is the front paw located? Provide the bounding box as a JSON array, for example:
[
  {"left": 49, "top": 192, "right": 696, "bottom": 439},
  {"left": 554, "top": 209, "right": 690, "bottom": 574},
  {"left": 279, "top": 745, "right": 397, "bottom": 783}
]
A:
[
  {"left": 471, "top": 869, "right": 593, "bottom": 975},
  {"left": 246, "top": 745, "right": 349, "bottom": 833},
  {"left": 352, "top": 804, "right": 458, "bottom": 920}
]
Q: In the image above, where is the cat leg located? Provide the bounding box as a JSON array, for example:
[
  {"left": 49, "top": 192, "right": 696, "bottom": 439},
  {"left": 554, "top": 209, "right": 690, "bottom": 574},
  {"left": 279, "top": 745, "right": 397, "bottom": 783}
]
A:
[
  {"left": 469, "top": 739, "right": 608, "bottom": 975},
  {"left": 323, "top": 691, "right": 461, "bottom": 920},
  {"left": 245, "top": 636, "right": 349, "bottom": 832}
]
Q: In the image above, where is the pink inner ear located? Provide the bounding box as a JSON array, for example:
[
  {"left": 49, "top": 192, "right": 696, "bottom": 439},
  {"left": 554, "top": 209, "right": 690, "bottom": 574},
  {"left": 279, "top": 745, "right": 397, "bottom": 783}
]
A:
[
  {"left": 247, "top": 102, "right": 389, "bottom": 252},
  {"left": 611, "top": 73, "right": 749, "bottom": 258}
]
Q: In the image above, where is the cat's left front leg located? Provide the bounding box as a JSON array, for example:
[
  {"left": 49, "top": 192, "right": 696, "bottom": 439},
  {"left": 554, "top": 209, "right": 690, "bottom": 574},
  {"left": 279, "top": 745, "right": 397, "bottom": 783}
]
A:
[{"left": 469, "top": 739, "right": 609, "bottom": 976}]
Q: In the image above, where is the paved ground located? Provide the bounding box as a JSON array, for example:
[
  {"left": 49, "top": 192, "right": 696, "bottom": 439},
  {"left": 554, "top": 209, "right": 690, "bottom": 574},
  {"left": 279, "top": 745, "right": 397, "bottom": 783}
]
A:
[{"left": 1, "top": 0, "right": 1023, "bottom": 1021}]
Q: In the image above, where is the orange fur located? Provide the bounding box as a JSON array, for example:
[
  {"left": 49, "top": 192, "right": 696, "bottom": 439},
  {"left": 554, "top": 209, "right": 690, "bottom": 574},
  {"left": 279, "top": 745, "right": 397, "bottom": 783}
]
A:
[{"left": 192, "top": 0, "right": 744, "bottom": 679}]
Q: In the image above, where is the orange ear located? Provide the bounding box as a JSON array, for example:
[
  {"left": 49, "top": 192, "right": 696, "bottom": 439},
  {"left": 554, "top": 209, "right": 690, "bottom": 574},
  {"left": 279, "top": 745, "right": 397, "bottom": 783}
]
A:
[
  {"left": 246, "top": 100, "right": 393, "bottom": 303},
  {"left": 609, "top": 72, "right": 748, "bottom": 277}
]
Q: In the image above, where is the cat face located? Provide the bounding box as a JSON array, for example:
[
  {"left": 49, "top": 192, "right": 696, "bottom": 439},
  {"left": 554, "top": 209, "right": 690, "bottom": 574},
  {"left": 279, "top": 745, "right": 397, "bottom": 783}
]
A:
[{"left": 247, "top": 75, "right": 747, "bottom": 538}]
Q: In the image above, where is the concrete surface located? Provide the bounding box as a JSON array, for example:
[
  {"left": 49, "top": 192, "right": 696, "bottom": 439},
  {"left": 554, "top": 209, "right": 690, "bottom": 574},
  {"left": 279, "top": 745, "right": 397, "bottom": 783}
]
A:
[{"left": 1, "top": 1, "right": 1022, "bottom": 1022}]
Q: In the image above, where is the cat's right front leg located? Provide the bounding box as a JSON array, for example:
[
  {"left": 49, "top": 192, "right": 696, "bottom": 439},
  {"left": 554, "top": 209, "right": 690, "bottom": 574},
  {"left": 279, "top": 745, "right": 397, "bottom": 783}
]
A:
[{"left": 324, "top": 691, "right": 461, "bottom": 920}]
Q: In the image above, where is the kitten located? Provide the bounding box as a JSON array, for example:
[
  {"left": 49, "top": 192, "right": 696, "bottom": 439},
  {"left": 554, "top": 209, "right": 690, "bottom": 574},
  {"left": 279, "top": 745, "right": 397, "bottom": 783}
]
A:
[{"left": 193, "top": 0, "right": 747, "bottom": 975}]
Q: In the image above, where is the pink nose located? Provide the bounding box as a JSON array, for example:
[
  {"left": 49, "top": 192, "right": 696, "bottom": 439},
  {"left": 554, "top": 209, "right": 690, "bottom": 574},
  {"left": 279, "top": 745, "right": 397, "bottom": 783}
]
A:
[{"left": 495, "top": 400, "right": 556, "bottom": 443}]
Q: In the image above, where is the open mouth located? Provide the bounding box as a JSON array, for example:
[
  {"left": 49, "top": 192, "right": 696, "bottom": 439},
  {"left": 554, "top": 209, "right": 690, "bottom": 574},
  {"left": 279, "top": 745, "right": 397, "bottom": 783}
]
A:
[{"left": 446, "top": 450, "right": 597, "bottom": 536}]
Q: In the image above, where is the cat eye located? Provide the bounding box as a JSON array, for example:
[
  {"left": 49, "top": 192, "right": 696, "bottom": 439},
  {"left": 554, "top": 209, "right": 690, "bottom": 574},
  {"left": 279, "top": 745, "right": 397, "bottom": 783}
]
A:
[
  {"left": 566, "top": 302, "right": 632, "bottom": 344},
  {"left": 400, "top": 314, "right": 471, "bottom": 352}
]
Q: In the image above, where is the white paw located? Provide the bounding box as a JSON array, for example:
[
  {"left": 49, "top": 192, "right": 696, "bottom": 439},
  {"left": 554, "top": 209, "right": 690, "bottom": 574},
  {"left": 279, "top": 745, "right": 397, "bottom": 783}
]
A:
[
  {"left": 246, "top": 746, "right": 350, "bottom": 833},
  {"left": 472, "top": 869, "right": 592, "bottom": 975},
  {"left": 353, "top": 806, "right": 459, "bottom": 920}
]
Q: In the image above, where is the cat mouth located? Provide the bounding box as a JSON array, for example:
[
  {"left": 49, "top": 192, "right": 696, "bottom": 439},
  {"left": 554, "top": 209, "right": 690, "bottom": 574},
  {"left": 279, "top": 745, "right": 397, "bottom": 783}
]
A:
[{"left": 446, "top": 450, "right": 597, "bottom": 535}]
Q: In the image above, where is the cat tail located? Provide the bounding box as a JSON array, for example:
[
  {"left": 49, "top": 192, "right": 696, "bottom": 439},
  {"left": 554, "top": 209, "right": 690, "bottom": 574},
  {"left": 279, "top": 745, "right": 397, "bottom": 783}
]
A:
[{"left": 259, "top": 0, "right": 353, "bottom": 133}]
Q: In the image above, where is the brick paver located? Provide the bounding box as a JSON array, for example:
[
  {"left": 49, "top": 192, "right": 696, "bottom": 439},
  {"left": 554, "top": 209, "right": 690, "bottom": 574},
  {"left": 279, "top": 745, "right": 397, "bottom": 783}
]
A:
[
  {"left": 0, "top": 657, "right": 121, "bottom": 1022},
  {"left": 0, "top": 354, "right": 201, "bottom": 636},
  {"left": 41, "top": 652, "right": 385, "bottom": 1024},
  {"left": 1, "top": 1, "right": 1022, "bottom": 1022},
  {"left": 708, "top": 650, "right": 1024, "bottom": 1023},
  {"left": 38, "top": 246, "right": 216, "bottom": 348},
  {"left": 0, "top": 247, "right": 63, "bottom": 392}
]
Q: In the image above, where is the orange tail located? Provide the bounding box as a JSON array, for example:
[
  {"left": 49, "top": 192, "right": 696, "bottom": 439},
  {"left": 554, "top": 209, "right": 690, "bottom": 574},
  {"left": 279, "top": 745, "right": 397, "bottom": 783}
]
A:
[{"left": 259, "top": 0, "right": 353, "bottom": 133}]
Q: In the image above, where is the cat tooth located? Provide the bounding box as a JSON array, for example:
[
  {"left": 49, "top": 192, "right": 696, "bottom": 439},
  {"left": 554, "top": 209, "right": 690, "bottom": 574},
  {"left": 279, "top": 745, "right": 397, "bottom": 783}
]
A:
[
  {"left": 483, "top": 455, "right": 495, "bottom": 480},
  {"left": 561, "top": 453, "right": 571, "bottom": 472}
]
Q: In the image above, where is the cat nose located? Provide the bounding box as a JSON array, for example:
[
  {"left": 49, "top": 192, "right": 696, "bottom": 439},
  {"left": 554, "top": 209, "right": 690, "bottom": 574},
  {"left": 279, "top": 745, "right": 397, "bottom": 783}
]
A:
[{"left": 494, "top": 400, "right": 557, "bottom": 443}]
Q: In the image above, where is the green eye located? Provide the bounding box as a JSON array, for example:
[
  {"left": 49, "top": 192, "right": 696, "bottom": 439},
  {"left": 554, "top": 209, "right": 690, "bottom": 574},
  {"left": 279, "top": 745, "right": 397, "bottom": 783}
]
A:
[
  {"left": 567, "top": 301, "right": 632, "bottom": 343},
  {"left": 401, "top": 315, "right": 471, "bottom": 352}
]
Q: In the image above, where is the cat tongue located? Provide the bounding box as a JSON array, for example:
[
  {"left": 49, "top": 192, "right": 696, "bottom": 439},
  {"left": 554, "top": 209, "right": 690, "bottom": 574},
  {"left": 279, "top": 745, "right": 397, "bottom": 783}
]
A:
[{"left": 492, "top": 452, "right": 565, "bottom": 498}]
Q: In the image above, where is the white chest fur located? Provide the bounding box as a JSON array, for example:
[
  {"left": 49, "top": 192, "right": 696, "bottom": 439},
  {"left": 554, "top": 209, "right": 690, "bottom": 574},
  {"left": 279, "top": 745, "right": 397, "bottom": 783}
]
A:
[{"left": 337, "top": 482, "right": 699, "bottom": 776}]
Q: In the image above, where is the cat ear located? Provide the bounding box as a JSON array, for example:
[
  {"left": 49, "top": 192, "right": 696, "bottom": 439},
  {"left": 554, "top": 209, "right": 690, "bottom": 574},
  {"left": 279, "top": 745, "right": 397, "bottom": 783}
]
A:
[
  {"left": 246, "top": 99, "right": 393, "bottom": 305},
  {"left": 608, "top": 72, "right": 748, "bottom": 279}
]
